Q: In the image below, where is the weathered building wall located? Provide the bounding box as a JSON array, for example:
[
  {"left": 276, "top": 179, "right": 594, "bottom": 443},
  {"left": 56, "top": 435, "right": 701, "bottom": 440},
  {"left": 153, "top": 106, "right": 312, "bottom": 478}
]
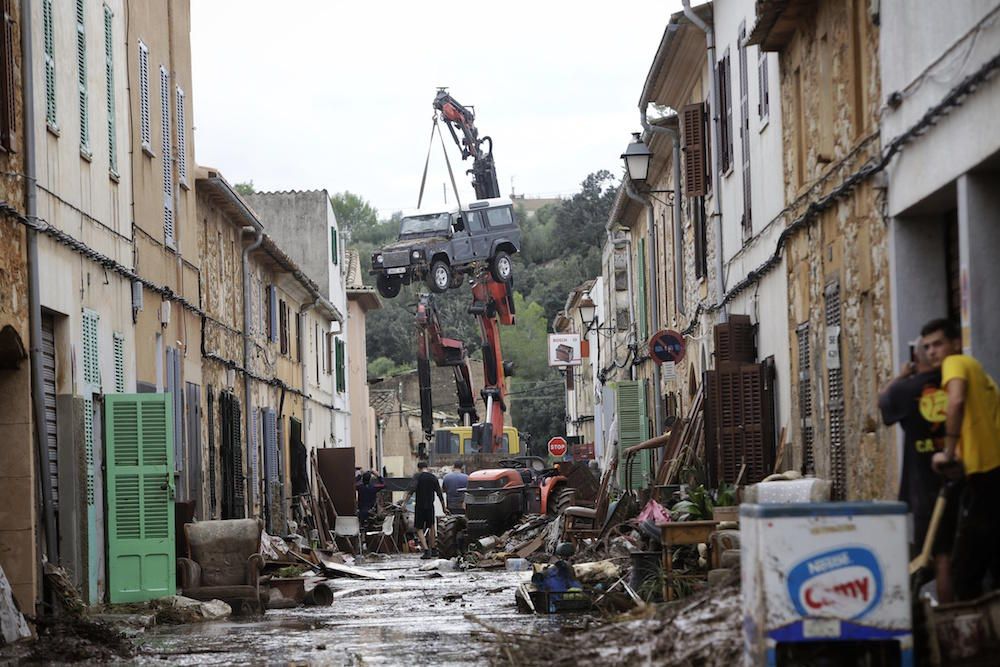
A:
[
  {"left": 0, "top": 0, "right": 34, "bottom": 610},
  {"left": 767, "top": 0, "right": 892, "bottom": 500}
]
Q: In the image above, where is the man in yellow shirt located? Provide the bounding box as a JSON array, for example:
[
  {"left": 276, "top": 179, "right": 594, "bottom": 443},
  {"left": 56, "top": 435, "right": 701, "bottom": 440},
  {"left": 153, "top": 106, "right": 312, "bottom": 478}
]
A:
[{"left": 923, "top": 318, "right": 1000, "bottom": 600}]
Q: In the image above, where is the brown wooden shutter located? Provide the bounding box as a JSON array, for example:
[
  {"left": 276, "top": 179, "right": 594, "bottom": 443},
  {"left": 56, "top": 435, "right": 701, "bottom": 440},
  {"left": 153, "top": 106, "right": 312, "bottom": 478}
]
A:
[
  {"left": 681, "top": 103, "right": 707, "bottom": 197},
  {"left": 714, "top": 314, "right": 755, "bottom": 364},
  {"left": 0, "top": 0, "right": 16, "bottom": 152},
  {"left": 705, "top": 362, "right": 775, "bottom": 487}
]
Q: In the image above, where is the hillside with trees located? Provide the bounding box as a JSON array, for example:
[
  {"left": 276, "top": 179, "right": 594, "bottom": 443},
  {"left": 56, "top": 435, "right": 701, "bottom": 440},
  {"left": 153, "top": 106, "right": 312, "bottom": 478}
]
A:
[{"left": 335, "top": 170, "right": 618, "bottom": 450}]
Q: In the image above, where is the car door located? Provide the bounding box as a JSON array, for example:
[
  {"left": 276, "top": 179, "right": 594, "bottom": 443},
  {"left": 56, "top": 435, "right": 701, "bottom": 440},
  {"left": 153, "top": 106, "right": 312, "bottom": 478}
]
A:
[
  {"left": 469, "top": 211, "right": 492, "bottom": 260},
  {"left": 449, "top": 213, "right": 474, "bottom": 265}
]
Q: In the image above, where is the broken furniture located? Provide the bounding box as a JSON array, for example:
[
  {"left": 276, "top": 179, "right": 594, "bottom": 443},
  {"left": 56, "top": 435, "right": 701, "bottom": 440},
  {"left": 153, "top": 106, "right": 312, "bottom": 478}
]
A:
[
  {"left": 334, "top": 516, "right": 362, "bottom": 555},
  {"left": 366, "top": 514, "right": 397, "bottom": 554},
  {"left": 659, "top": 520, "right": 718, "bottom": 601},
  {"left": 177, "top": 518, "right": 267, "bottom": 615},
  {"left": 561, "top": 459, "right": 617, "bottom": 543}
]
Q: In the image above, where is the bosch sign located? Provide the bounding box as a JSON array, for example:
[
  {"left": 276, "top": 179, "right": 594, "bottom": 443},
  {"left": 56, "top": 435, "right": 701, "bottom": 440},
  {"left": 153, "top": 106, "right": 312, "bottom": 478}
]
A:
[{"left": 786, "top": 547, "right": 883, "bottom": 620}]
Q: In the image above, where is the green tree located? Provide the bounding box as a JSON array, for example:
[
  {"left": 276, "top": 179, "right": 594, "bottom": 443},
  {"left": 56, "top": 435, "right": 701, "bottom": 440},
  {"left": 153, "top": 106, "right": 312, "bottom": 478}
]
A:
[
  {"left": 331, "top": 191, "right": 381, "bottom": 243},
  {"left": 234, "top": 181, "right": 254, "bottom": 196},
  {"left": 367, "top": 356, "right": 413, "bottom": 378}
]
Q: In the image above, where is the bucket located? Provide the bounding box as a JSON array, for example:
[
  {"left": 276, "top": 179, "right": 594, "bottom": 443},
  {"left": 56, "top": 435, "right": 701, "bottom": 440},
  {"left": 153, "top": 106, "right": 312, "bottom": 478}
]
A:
[
  {"left": 304, "top": 582, "right": 334, "bottom": 606},
  {"left": 629, "top": 551, "right": 662, "bottom": 600}
]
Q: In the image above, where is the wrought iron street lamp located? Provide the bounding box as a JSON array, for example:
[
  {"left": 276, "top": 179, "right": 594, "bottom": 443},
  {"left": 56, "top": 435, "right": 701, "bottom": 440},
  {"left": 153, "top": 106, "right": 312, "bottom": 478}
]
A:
[{"left": 620, "top": 132, "right": 653, "bottom": 183}]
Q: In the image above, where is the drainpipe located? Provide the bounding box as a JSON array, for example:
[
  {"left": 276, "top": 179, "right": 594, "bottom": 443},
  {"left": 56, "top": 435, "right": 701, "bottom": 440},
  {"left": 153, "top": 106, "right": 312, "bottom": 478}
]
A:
[
  {"left": 23, "top": 0, "right": 58, "bottom": 569},
  {"left": 624, "top": 180, "right": 664, "bottom": 440},
  {"left": 241, "top": 225, "right": 264, "bottom": 515},
  {"left": 640, "top": 108, "right": 685, "bottom": 315},
  {"left": 682, "top": 0, "right": 726, "bottom": 319}
]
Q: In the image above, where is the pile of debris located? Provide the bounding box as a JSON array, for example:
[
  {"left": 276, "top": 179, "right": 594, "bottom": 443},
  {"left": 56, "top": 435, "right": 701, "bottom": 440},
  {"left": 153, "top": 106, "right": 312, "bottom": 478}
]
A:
[
  {"left": 459, "top": 515, "right": 557, "bottom": 568},
  {"left": 482, "top": 575, "right": 742, "bottom": 665}
]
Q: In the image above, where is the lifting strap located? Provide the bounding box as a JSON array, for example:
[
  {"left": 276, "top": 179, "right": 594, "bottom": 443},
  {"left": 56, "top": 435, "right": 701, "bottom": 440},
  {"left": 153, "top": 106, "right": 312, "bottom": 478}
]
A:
[{"left": 416, "top": 115, "right": 464, "bottom": 214}]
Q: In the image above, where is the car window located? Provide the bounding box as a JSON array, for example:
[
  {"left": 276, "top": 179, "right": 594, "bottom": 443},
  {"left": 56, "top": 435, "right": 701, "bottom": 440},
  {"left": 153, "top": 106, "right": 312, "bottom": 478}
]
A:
[
  {"left": 466, "top": 211, "right": 486, "bottom": 234},
  {"left": 485, "top": 207, "right": 514, "bottom": 229}
]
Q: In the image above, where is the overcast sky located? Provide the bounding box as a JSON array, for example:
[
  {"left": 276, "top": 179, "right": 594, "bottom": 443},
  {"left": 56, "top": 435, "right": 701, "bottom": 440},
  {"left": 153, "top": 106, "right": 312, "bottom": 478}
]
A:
[{"left": 191, "top": 1, "right": 684, "bottom": 217}]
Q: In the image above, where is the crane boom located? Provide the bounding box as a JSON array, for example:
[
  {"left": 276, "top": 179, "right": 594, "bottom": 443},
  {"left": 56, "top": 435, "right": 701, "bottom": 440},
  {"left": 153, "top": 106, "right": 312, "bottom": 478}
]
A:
[{"left": 433, "top": 89, "right": 501, "bottom": 200}]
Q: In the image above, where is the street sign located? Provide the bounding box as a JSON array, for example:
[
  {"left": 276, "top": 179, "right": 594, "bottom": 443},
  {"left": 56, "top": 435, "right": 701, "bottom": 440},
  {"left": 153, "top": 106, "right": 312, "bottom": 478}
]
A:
[
  {"left": 547, "top": 436, "right": 568, "bottom": 458},
  {"left": 547, "top": 333, "right": 582, "bottom": 367},
  {"left": 649, "top": 329, "right": 686, "bottom": 365}
]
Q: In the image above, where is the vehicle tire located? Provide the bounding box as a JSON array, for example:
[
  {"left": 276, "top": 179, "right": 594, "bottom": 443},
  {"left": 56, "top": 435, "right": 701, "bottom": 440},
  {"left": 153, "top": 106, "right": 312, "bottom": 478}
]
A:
[
  {"left": 427, "top": 260, "right": 452, "bottom": 293},
  {"left": 553, "top": 487, "right": 577, "bottom": 516},
  {"left": 376, "top": 273, "right": 402, "bottom": 299},
  {"left": 490, "top": 251, "right": 513, "bottom": 283},
  {"left": 437, "top": 515, "right": 467, "bottom": 558}
]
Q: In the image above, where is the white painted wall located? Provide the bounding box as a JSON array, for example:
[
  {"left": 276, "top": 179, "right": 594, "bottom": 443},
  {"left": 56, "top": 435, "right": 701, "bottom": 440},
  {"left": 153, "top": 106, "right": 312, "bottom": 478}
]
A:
[
  {"left": 324, "top": 198, "right": 351, "bottom": 449},
  {"left": 881, "top": 0, "right": 1000, "bottom": 216}
]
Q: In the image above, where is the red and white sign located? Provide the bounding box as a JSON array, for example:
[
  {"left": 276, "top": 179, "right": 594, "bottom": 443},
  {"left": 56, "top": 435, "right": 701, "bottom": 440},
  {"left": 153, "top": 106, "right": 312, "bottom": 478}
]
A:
[{"left": 547, "top": 436, "right": 568, "bottom": 458}]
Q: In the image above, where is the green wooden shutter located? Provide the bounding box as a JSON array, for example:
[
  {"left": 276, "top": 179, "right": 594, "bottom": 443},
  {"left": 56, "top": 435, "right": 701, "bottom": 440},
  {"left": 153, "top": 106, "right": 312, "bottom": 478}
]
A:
[
  {"left": 335, "top": 338, "right": 345, "bottom": 393},
  {"left": 616, "top": 380, "right": 650, "bottom": 489},
  {"left": 103, "top": 4, "right": 116, "bottom": 174},
  {"left": 113, "top": 332, "right": 124, "bottom": 392},
  {"left": 76, "top": 0, "right": 89, "bottom": 153},
  {"left": 105, "top": 393, "right": 176, "bottom": 603},
  {"left": 43, "top": 0, "right": 56, "bottom": 127},
  {"left": 330, "top": 227, "right": 338, "bottom": 265},
  {"left": 636, "top": 239, "right": 648, "bottom": 343}
]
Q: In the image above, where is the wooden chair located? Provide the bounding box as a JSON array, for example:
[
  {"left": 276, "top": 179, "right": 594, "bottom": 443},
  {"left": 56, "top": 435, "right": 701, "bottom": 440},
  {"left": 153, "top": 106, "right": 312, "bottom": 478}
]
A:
[
  {"left": 561, "top": 459, "right": 617, "bottom": 543},
  {"left": 177, "top": 518, "right": 266, "bottom": 615}
]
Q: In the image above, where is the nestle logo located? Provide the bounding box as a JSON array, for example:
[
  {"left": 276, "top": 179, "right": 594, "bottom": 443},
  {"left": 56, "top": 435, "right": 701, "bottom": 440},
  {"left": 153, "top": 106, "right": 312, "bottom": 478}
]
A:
[{"left": 806, "top": 551, "right": 852, "bottom": 576}]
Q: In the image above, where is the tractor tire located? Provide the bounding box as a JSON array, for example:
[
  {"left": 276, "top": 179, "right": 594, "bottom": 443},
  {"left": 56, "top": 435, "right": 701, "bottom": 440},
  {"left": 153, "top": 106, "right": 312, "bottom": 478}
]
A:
[
  {"left": 552, "top": 487, "right": 577, "bottom": 516},
  {"left": 437, "top": 515, "right": 467, "bottom": 558},
  {"left": 427, "top": 260, "right": 452, "bottom": 293},
  {"left": 376, "top": 273, "right": 402, "bottom": 299}
]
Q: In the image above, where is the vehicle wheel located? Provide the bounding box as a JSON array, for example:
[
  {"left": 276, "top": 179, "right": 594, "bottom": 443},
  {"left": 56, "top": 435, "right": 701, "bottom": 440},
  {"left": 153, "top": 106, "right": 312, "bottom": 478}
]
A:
[
  {"left": 427, "top": 260, "right": 452, "bottom": 293},
  {"left": 437, "top": 515, "right": 467, "bottom": 558},
  {"left": 490, "top": 251, "right": 513, "bottom": 283},
  {"left": 553, "top": 487, "right": 577, "bottom": 516},
  {"left": 376, "top": 273, "right": 402, "bottom": 299}
]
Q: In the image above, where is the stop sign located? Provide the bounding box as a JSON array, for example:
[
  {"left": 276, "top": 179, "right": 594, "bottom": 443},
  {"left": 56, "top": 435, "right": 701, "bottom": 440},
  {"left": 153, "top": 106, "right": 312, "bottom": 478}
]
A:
[{"left": 548, "top": 436, "right": 568, "bottom": 458}]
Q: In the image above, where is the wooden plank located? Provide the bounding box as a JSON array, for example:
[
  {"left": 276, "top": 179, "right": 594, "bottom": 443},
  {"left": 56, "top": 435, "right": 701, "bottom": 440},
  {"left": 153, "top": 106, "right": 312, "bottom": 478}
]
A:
[
  {"left": 316, "top": 555, "right": 387, "bottom": 580},
  {"left": 514, "top": 535, "right": 546, "bottom": 558},
  {"left": 772, "top": 426, "right": 788, "bottom": 475}
]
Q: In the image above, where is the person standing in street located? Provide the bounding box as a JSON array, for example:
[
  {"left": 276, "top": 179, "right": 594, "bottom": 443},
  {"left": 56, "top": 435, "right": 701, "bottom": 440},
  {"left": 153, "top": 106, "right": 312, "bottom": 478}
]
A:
[
  {"left": 923, "top": 318, "right": 1000, "bottom": 601},
  {"left": 879, "top": 339, "right": 956, "bottom": 600},
  {"left": 356, "top": 471, "right": 385, "bottom": 529},
  {"left": 403, "top": 461, "right": 447, "bottom": 559},
  {"left": 441, "top": 461, "right": 469, "bottom": 515}
]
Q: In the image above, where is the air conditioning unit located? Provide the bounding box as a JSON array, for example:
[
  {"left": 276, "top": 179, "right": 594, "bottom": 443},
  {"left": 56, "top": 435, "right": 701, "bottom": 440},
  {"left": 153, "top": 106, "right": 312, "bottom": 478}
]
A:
[{"left": 159, "top": 300, "right": 171, "bottom": 327}]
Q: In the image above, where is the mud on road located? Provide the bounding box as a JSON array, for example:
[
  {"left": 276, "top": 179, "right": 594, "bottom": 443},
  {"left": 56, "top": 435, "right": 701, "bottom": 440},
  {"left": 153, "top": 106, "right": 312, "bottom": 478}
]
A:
[{"left": 136, "top": 555, "right": 597, "bottom": 666}]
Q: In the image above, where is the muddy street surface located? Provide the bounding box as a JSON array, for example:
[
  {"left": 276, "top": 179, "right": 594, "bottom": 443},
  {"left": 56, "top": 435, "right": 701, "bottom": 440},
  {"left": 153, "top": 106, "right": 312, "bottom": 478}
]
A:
[{"left": 136, "top": 555, "right": 597, "bottom": 666}]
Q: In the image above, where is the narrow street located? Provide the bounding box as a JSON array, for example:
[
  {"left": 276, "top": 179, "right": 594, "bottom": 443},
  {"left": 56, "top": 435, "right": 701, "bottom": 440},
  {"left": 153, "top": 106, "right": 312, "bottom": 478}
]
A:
[{"left": 136, "top": 556, "right": 592, "bottom": 666}]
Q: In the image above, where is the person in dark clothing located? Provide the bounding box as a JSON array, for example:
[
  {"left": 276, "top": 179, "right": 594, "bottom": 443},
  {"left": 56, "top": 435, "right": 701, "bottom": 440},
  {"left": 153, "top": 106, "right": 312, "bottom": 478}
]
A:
[
  {"left": 403, "top": 461, "right": 447, "bottom": 558},
  {"left": 356, "top": 471, "right": 385, "bottom": 528},
  {"left": 879, "top": 341, "right": 954, "bottom": 600}
]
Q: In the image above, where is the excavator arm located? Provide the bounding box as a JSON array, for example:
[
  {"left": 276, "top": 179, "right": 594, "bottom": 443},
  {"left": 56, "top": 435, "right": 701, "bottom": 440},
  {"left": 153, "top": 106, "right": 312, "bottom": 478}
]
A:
[
  {"left": 433, "top": 89, "right": 501, "bottom": 201},
  {"left": 414, "top": 273, "right": 515, "bottom": 456}
]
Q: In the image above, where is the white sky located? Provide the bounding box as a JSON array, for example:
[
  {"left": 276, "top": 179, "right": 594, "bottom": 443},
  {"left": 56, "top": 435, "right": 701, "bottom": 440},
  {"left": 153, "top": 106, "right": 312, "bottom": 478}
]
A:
[{"left": 191, "top": 1, "right": 683, "bottom": 217}]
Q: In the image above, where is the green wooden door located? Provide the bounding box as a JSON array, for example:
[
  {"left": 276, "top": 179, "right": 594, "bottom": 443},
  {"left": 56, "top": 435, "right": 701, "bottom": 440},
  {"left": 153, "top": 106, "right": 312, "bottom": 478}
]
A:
[
  {"left": 616, "top": 380, "right": 650, "bottom": 489},
  {"left": 105, "top": 394, "right": 176, "bottom": 603}
]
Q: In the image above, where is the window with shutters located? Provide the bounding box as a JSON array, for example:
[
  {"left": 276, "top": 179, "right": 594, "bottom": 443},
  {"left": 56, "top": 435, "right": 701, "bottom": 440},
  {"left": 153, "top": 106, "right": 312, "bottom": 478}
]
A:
[
  {"left": 717, "top": 50, "right": 733, "bottom": 174},
  {"left": 315, "top": 323, "right": 320, "bottom": 383},
  {"left": 681, "top": 103, "right": 707, "bottom": 197},
  {"left": 636, "top": 238, "right": 648, "bottom": 343},
  {"left": 335, "top": 338, "right": 345, "bottom": 393},
  {"left": 103, "top": 4, "right": 116, "bottom": 175},
  {"left": 694, "top": 197, "right": 708, "bottom": 280},
  {"left": 113, "top": 332, "right": 125, "bottom": 392},
  {"left": 738, "top": 24, "right": 752, "bottom": 239},
  {"left": 295, "top": 313, "right": 303, "bottom": 363},
  {"left": 796, "top": 324, "right": 815, "bottom": 474},
  {"left": 76, "top": 0, "right": 90, "bottom": 155},
  {"left": 616, "top": 380, "right": 650, "bottom": 490},
  {"left": 0, "top": 0, "right": 16, "bottom": 152},
  {"left": 330, "top": 227, "right": 338, "bottom": 265},
  {"left": 82, "top": 308, "right": 100, "bottom": 387},
  {"left": 826, "top": 282, "right": 845, "bottom": 500},
  {"left": 757, "top": 48, "right": 769, "bottom": 121},
  {"left": 175, "top": 86, "right": 187, "bottom": 187},
  {"left": 279, "top": 299, "right": 289, "bottom": 356},
  {"left": 267, "top": 285, "right": 278, "bottom": 343},
  {"left": 705, "top": 362, "right": 774, "bottom": 487},
  {"left": 325, "top": 332, "right": 333, "bottom": 376},
  {"left": 137, "top": 40, "right": 150, "bottom": 152},
  {"left": 43, "top": 0, "right": 57, "bottom": 131},
  {"left": 160, "top": 66, "right": 174, "bottom": 248}
]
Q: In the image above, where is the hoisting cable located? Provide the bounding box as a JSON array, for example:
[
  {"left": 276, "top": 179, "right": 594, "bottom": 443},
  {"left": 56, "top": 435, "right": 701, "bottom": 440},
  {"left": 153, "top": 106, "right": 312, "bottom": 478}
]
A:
[
  {"left": 416, "top": 115, "right": 438, "bottom": 208},
  {"left": 435, "top": 120, "right": 464, "bottom": 214}
]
